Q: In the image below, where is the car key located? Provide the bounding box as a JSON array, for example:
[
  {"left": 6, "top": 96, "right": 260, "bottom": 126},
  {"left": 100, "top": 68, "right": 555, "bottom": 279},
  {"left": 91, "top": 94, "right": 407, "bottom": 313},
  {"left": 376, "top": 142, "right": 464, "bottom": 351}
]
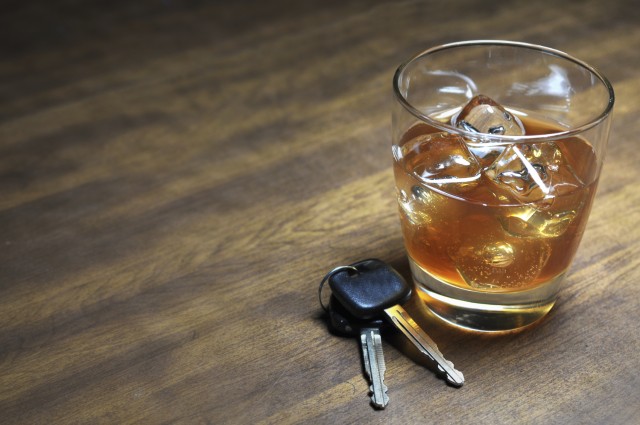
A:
[
  {"left": 328, "top": 295, "right": 389, "bottom": 409},
  {"left": 328, "top": 259, "right": 465, "bottom": 387}
]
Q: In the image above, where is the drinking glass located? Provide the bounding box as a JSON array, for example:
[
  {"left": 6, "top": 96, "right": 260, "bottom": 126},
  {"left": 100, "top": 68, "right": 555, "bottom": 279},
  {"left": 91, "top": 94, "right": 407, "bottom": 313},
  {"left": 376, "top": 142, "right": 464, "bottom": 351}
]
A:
[{"left": 392, "top": 40, "right": 614, "bottom": 331}]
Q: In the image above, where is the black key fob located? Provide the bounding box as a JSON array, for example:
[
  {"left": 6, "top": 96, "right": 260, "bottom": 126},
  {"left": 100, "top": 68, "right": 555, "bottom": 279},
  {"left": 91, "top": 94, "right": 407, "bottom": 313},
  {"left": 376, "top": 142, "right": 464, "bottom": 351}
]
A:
[
  {"left": 328, "top": 259, "right": 411, "bottom": 320},
  {"left": 328, "top": 295, "right": 386, "bottom": 336}
]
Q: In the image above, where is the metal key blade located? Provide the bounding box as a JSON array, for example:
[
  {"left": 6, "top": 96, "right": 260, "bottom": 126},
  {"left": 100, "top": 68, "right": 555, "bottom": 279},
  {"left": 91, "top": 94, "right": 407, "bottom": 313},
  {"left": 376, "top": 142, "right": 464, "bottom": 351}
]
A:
[
  {"left": 360, "top": 328, "right": 389, "bottom": 408},
  {"left": 384, "top": 305, "right": 464, "bottom": 387}
]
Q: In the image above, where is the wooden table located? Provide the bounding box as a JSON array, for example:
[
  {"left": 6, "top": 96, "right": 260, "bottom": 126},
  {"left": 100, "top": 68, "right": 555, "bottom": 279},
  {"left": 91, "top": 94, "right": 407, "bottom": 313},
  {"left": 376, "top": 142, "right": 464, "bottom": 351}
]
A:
[{"left": 1, "top": 1, "right": 639, "bottom": 423}]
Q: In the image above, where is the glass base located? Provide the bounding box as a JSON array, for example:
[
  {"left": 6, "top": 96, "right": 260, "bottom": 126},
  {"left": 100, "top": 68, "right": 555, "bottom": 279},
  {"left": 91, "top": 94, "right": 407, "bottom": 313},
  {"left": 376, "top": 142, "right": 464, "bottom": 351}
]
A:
[{"left": 409, "top": 258, "right": 564, "bottom": 332}]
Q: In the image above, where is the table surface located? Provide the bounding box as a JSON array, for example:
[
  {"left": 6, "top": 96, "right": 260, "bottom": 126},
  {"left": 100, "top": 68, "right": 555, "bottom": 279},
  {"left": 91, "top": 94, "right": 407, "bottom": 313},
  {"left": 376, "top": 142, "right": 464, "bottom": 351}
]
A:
[{"left": 1, "top": 1, "right": 639, "bottom": 424}]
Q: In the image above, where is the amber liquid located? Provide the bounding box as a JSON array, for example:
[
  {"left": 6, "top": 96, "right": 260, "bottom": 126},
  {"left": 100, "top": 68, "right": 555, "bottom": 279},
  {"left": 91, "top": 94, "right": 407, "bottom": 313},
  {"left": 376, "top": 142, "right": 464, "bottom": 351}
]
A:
[{"left": 394, "top": 117, "right": 598, "bottom": 304}]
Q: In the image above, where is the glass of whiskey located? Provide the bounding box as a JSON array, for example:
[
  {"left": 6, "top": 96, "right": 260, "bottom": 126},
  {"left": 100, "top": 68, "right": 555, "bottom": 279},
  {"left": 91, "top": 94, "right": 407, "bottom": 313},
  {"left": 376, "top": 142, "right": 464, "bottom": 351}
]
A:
[{"left": 392, "top": 41, "right": 614, "bottom": 332}]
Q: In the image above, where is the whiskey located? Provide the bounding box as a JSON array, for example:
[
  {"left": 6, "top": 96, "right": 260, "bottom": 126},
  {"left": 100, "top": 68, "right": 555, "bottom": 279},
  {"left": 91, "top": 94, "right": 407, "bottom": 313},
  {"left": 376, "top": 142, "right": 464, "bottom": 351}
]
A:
[{"left": 393, "top": 117, "right": 598, "bottom": 292}]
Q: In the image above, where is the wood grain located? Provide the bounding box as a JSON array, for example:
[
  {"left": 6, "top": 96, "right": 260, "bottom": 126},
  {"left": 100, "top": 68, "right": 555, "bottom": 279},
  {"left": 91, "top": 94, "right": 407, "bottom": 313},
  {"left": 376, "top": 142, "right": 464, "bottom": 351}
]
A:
[{"left": 1, "top": 0, "right": 639, "bottom": 423}]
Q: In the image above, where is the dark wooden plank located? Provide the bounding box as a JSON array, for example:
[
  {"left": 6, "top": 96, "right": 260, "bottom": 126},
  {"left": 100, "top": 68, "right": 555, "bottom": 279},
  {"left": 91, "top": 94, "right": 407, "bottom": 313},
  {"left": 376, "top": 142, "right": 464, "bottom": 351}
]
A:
[{"left": 1, "top": 0, "right": 639, "bottom": 423}]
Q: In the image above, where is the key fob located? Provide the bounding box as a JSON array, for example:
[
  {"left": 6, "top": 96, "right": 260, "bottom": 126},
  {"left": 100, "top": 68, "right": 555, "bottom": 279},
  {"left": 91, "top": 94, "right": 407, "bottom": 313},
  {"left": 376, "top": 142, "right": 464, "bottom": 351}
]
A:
[
  {"left": 328, "top": 295, "right": 386, "bottom": 336},
  {"left": 328, "top": 259, "right": 411, "bottom": 320}
]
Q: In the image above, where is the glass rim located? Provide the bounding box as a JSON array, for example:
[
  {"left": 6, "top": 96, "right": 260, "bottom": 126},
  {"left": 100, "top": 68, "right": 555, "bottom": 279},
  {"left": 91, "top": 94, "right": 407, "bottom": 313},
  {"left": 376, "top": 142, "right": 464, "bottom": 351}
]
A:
[{"left": 393, "top": 40, "right": 615, "bottom": 144}]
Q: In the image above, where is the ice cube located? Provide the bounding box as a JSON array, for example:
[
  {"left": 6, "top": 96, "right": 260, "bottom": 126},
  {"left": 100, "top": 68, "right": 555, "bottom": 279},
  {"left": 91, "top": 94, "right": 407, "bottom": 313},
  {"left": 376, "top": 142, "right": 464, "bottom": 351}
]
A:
[
  {"left": 499, "top": 208, "right": 576, "bottom": 239},
  {"left": 405, "top": 132, "right": 482, "bottom": 190},
  {"left": 397, "top": 187, "right": 431, "bottom": 226},
  {"left": 453, "top": 95, "right": 525, "bottom": 136},
  {"left": 451, "top": 95, "right": 524, "bottom": 168},
  {"left": 396, "top": 185, "right": 451, "bottom": 246},
  {"left": 499, "top": 197, "right": 586, "bottom": 238},
  {"left": 480, "top": 242, "right": 516, "bottom": 268},
  {"left": 452, "top": 240, "right": 551, "bottom": 290},
  {"left": 484, "top": 143, "right": 583, "bottom": 203},
  {"left": 465, "top": 142, "right": 506, "bottom": 169}
]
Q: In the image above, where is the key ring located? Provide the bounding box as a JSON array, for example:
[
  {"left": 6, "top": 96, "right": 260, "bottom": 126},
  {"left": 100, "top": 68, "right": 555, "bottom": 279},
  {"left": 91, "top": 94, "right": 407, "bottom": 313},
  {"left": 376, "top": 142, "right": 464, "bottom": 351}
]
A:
[{"left": 318, "top": 265, "right": 359, "bottom": 312}]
